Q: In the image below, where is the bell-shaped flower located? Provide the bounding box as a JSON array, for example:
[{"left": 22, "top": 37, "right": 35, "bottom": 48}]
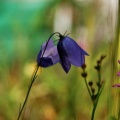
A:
[
  {"left": 37, "top": 39, "right": 60, "bottom": 67},
  {"left": 57, "top": 34, "right": 89, "bottom": 73}
]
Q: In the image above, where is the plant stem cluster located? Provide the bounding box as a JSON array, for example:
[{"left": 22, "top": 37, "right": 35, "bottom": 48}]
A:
[{"left": 81, "top": 55, "right": 106, "bottom": 120}]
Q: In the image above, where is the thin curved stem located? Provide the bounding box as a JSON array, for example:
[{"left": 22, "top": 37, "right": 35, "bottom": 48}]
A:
[
  {"left": 91, "top": 83, "right": 104, "bottom": 120},
  {"left": 17, "top": 66, "right": 39, "bottom": 120},
  {"left": 118, "top": 91, "right": 120, "bottom": 120},
  {"left": 74, "top": 112, "right": 76, "bottom": 120},
  {"left": 98, "top": 70, "right": 101, "bottom": 85},
  {"left": 91, "top": 60, "right": 104, "bottom": 120},
  {"left": 17, "top": 32, "right": 60, "bottom": 120},
  {"left": 84, "top": 77, "right": 92, "bottom": 100},
  {"left": 40, "top": 32, "right": 60, "bottom": 59},
  {"left": 91, "top": 105, "right": 96, "bottom": 120}
]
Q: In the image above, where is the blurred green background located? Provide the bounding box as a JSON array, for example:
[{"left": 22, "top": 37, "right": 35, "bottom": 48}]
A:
[{"left": 0, "top": 0, "right": 119, "bottom": 120}]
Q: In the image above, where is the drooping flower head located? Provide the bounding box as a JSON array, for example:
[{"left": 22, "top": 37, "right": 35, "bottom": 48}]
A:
[
  {"left": 37, "top": 32, "right": 89, "bottom": 73},
  {"left": 57, "top": 33, "right": 89, "bottom": 73},
  {"left": 37, "top": 39, "right": 59, "bottom": 67}
]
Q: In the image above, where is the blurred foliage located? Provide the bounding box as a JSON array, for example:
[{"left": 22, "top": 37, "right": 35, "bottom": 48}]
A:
[{"left": 0, "top": 0, "right": 118, "bottom": 120}]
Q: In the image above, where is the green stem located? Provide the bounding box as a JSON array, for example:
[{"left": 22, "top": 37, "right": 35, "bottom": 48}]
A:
[
  {"left": 91, "top": 104, "right": 96, "bottom": 120},
  {"left": 118, "top": 91, "right": 120, "bottom": 120},
  {"left": 98, "top": 70, "right": 101, "bottom": 85},
  {"left": 17, "top": 32, "right": 60, "bottom": 120},
  {"left": 91, "top": 83, "right": 104, "bottom": 120},
  {"left": 17, "top": 66, "right": 39, "bottom": 120},
  {"left": 84, "top": 77, "right": 92, "bottom": 100},
  {"left": 74, "top": 112, "right": 76, "bottom": 120},
  {"left": 91, "top": 60, "right": 104, "bottom": 120},
  {"left": 117, "top": 1, "right": 120, "bottom": 119}
]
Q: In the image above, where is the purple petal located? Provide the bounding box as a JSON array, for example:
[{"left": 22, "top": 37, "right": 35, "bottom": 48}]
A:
[
  {"left": 37, "top": 39, "right": 54, "bottom": 60},
  {"left": 44, "top": 46, "right": 60, "bottom": 64},
  {"left": 50, "top": 46, "right": 60, "bottom": 64},
  {"left": 37, "top": 39, "right": 60, "bottom": 67},
  {"left": 62, "top": 36, "right": 88, "bottom": 66},
  {"left": 117, "top": 72, "right": 120, "bottom": 76},
  {"left": 39, "top": 57, "right": 53, "bottom": 67},
  {"left": 41, "top": 39, "right": 54, "bottom": 51},
  {"left": 37, "top": 51, "right": 53, "bottom": 67},
  {"left": 37, "top": 50, "right": 42, "bottom": 64},
  {"left": 57, "top": 40, "right": 71, "bottom": 73},
  {"left": 112, "top": 84, "right": 120, "bottom": 87}
]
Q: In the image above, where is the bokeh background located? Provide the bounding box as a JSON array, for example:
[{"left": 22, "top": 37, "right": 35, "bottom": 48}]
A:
[{"left": 0, "top": 0, "right": 119, "bottom": 120}]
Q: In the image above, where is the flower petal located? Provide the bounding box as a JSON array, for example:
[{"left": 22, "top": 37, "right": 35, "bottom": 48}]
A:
[
  {"left": 37, "top": 39, "right": 60, "bottom": 67},
  {"left": 50, "top": 46, "right": 60, "bottom": 64},
  {"left": 41, "top": 39, "right": 54, "bottom": 51},
  {"left": 117, "top": 72, "right": 120, "bottom": 76},
  {"left": 62, "top": 36, "right": 88, "bottom": 66},
  {"left": 112, "top": 84, "right": 120, "bottom": 87},
  {"left": 37, "top": 50, "right": 42, "bottom": 64},
  {"left": 38, "top": 57, "right": 53, "bottom": 67},
  {"left": 57, "top": 40, "right": 71, "bottom": 73},
  {"left": 37, "top": 39, "right": 54, "bottom": 59}
]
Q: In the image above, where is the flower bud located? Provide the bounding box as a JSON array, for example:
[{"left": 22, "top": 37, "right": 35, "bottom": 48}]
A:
[
  {"left": 81, "top": 72, "right": 87, "bottom": 78},
  {"left": 88, "top": 81, "right": 93, "bottom": 86}
]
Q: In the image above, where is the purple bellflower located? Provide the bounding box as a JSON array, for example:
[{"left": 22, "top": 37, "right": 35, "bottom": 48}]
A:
[
  {"left": 37, "top": 39, "right": 60, "bottom": 67},
  {"left": 37, "top": 32, "right": 89, "bottom": 73},
  {"left": 57, "top": 33, "right": 89, "bottom": 73}
]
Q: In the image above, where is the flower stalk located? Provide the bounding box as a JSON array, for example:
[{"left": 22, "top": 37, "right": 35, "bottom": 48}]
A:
[
  {"left": 81, "top": 55, "right": 106, "bottom": 120},
  {"left": 17, "top": 66, "right": 39, "bottom": 120},
  {"left": 17, "top": 32, "right": 89, "bottom": 119},
  {"left": 17, "top": 32, "right": 59, "bottom": 120}
]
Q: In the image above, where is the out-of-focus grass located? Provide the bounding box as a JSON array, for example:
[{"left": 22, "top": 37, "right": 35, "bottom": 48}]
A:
[
  {"left": 0, "top": 0, "right": 118, "bottom": 120},
  {"left": 110, "top": 0, "right": 120, "bottom": 119}
]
